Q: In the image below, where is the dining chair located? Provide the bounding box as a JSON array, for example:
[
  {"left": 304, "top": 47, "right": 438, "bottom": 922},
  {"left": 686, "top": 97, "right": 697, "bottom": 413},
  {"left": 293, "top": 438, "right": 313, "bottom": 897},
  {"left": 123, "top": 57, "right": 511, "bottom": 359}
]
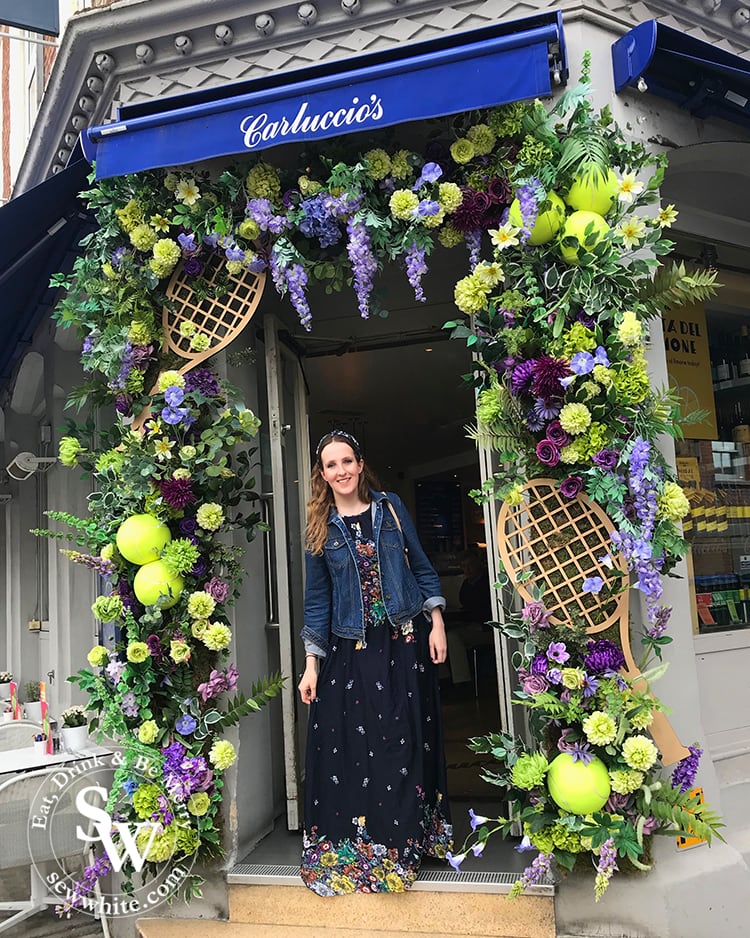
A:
[{"left": 0, "top": 721, "right": 44, "bottom": 751}]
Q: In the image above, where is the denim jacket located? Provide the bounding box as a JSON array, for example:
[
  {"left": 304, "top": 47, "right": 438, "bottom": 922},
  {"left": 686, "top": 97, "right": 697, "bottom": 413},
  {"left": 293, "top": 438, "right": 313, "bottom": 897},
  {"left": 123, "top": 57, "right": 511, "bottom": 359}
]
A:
[{"left": 301, "top": 490, "right": 445, "bottom": 656}]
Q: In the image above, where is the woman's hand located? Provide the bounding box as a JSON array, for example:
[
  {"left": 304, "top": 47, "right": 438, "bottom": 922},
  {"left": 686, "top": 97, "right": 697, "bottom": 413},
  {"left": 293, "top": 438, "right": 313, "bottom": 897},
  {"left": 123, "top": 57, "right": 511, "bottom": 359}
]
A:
[
  {"left": 298, "top": 661, "right": 318, "bottom": 705},
  {"left": 429, "top": 608, "right": 447, "bottom": 665}
]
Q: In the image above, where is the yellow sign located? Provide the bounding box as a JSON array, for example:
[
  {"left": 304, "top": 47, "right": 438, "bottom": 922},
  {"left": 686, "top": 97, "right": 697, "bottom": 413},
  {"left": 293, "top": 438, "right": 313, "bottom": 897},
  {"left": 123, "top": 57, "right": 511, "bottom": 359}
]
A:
[
  {"left": 676, "top": 787, "right": 708, "bottom": 850},
  {"left": 676, "top": 457, "right": 700, "bottom": 488},
  {"left": 662, "top": 304, "right": 718, "bottom": 440}
]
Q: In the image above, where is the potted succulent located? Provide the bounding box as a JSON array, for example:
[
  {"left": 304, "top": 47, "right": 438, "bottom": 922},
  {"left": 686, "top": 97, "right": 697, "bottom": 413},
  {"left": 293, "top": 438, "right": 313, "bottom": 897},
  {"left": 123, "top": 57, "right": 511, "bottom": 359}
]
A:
[
  {"left": 60, "top": 705, "right": 88, "bottom": 752},
  {"left": 0, "top": 671, "right": 11, "bottom": 699},
  {"left": 24, "top": 681, "right": 43, "bottom": 723}
]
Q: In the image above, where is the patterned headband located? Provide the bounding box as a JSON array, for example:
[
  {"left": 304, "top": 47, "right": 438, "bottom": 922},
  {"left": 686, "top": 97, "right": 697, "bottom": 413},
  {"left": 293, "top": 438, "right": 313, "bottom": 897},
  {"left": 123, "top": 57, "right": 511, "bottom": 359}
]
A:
[{"left": 315, "top": 430, "right": 363, "bottom": 461}]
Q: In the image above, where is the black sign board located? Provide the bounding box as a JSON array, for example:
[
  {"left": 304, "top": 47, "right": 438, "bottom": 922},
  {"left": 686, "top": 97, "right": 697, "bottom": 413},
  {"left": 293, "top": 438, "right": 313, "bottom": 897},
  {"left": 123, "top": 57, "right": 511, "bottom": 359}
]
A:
[{"left": 0, "top": 0, "right": 59, "bottom": 37}]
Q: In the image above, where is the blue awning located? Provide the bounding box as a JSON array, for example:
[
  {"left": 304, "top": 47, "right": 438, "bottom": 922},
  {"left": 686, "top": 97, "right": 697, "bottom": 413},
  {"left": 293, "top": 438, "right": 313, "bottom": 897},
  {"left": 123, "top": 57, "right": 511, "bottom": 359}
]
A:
[
  {"left": 82, "top": 11, "right": 567, "bottom": 179},
  {"left": 0, "top": 159, "right": 92, "bottom": 383},
  {"left": 612, "top": 20, "right": 750, "bottom": 129}
]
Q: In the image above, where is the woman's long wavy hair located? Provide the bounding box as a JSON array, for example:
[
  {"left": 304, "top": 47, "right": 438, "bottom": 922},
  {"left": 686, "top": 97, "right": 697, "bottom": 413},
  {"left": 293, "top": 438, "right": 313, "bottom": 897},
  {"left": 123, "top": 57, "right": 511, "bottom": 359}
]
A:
[{"left": 306, "top": 432, "right": 381, "bottom": 555}]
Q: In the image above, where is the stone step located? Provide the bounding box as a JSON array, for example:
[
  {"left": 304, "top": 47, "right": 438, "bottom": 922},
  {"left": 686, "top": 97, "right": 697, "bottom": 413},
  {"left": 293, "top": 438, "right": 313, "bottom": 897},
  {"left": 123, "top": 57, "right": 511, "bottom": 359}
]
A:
[
  {"left": 137, "top": 922, "right": 541, "bottom": 938},
  {"left": 227, "top": 883, "right": 555, "bottom": 938}
]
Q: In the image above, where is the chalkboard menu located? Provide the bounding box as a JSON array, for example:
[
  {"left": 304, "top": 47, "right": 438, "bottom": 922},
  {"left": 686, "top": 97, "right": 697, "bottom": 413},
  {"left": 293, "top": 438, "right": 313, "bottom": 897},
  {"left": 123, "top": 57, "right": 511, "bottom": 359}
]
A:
[{"left": 414, "top": 480, "right": 464, "bottom": 555}]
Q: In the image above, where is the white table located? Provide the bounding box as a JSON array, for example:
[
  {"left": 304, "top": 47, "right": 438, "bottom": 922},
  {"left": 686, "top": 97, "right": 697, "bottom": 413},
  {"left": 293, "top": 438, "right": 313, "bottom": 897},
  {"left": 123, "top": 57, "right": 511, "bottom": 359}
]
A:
[{"left": 0, "top": 744, "right": 112, "bottom": 775}]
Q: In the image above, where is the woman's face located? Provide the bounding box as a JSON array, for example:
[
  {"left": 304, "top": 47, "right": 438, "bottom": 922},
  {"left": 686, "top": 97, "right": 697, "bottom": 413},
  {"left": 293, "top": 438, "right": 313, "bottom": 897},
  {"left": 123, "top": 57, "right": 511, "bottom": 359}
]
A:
[{"left": 319, "top": 440, "right": 363, "bottom": 500}]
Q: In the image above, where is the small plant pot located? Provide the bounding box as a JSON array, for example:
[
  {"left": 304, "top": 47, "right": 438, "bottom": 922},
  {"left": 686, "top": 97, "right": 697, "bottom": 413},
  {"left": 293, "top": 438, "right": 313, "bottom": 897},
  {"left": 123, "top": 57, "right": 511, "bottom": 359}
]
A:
[
  {"left": 25, "top": 701, "right": 43, "bottom": 723},
  {"left": 1, "top": 711, "right": 13, "bottom": 723},
  {"left": 33, "top": 739, "right": 48, "bottom": 754},
  {"left": 0, "top": 682, "right": 10, "bottom": 699},
  {"left": 61, "top": 725, "right": 88, "bottom": 752}
]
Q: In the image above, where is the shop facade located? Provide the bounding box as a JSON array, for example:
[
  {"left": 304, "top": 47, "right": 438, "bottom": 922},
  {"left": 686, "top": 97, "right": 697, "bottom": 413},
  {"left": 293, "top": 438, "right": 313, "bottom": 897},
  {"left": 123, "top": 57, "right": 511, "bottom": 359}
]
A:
[{"left": 2, "top": 0, "right": 750, "bottom": 935}]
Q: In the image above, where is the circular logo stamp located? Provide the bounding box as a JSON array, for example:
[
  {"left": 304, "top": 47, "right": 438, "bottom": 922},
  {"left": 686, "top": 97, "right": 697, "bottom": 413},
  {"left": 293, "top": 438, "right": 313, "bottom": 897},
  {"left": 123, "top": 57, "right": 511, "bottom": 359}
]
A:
[{"left": 27, "top": 750, "right": 198, "bottom": 918}]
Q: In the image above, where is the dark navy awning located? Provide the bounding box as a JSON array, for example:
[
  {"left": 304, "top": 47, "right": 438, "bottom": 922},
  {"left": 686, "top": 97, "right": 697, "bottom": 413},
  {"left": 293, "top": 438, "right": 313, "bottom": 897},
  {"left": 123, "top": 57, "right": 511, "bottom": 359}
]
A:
[
  {"left": 0, "top": 159, "right": 92, "bottom": 383},
  {"left": 82, "top": 11, "right": 567, "bottom": 179},
  {"left": 612, "top": 20, "right": 750, "bottom": 129}
]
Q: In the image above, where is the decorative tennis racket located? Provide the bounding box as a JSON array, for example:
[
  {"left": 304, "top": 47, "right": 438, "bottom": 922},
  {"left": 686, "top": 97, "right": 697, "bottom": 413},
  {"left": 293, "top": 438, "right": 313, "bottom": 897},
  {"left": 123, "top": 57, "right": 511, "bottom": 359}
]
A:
[
  {"left": 133, "top": 253, "right": 266, "bottom": 429},
  {"left": 497, "top": 478, "right": 690, "bottom": 766}
]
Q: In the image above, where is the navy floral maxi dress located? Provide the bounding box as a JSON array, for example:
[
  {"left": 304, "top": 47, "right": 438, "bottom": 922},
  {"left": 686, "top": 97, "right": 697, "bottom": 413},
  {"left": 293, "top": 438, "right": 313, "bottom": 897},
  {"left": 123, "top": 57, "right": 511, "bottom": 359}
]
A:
[{"left": 300, "top": 509, "right": 453, "bottom": 895}]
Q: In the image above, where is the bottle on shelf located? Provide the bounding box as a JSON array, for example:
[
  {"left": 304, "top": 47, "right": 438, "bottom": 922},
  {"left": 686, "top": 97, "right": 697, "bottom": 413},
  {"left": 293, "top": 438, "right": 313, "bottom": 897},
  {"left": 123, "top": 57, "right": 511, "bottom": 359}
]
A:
[
  {"left": 739, "top": 324, "right": 750, "bottom": 378},
  {"left": 716, "top": 335, "right": 731, "bottom": 381}
]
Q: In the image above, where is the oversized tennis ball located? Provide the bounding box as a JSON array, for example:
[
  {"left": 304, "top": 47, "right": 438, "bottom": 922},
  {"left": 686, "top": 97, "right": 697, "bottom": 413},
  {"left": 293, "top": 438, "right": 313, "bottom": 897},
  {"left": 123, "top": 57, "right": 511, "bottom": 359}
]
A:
[
  {"left": 546, "top": 753, "right": 611, "bottom": 815},
  {"left": 116, "top": 514, "right": 172, "bottom": 566},
  {"left": 558, "top": 211, "right": 610, "bottom": 265},
  {"left": 133, "top": 560, "right": 184, "bottom": 609},
  {"left": 564, "top": 166, "right": 618, "bottom": 217},
  {"left": 508, "top": 191, "right": 566, "bottom": 245}
]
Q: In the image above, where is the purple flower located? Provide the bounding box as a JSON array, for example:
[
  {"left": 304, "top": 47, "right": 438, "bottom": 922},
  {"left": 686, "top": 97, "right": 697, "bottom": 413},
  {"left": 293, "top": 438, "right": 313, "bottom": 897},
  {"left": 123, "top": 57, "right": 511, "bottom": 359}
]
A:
[
  {"left": 546, "top": 420, "right": 569, "bottom": 448},
  {"left": 298, "top": 194, "right": 343, "bottom": 249},
  {"left": 224, "top": 240, "right": 245, "bottom": 263},
  {"left": 413, "top": 162, "right": 442, "bottom": 189},
  {"left": 178, "top": 232, "right": 199, "bottom": 256},
  {"left": 105, "top": 656, "right": 126, "bottom": 685},
  {"left": 582, "top": 576, "right": 604, "bottom": 594},
  {"left": 536, "top": 440, "right": 560, "bottom": 467},
  {"left": 405, "top": 242, "right": 428, "bottom": 303},
  {"left": 560, "top": 476, "right": 583, "bottom": 499},
  {"left": 160, "top": 476, "right": 196, "bottom": 510},
  {"left": 532, "top": 356, "right": 571, "bottom": 399},
  {"left": 183, "top": 256, "right": 203, "bottom": 277},
  {"left": 570, "top": 351, "right": 595, "bottom": 375},
  {"left": 522, "top": 673, "right": 549, "bottom": 695},
  {"left": 446, "top": 851, "right": 465, "bottom": 872},
  {"left": 569, "top": 741, "right": 594, "bottom": 765},
  {"left": 469, "top": 808, "right": 488, "bottom": 831},
  {"left": 191, "top": 556, "right": 209, "bottom": 578},
  {"left": 111, "top": 246, "right": 126, "bottom": 267},
  {"left": 593, "top": 346, "right": 610, "bottom": 366},
  {"left": 161, "top": 405, "right": 191, "bottom": 426},
  {"left": 123, "top": 778, "right": 138, "bottom": 795},
  {"left": 205, "top": 577, "right": 230, "bottom": 603},
  {"left": 671, "top": 745, "right": 703, "bottom": 793},
  {"left": 487, "top": 176, "right": 511, "bottom": 205},
  {"left": 471, "top": 842, "right": 486, "bottom": 857},
  {"left": 516, "top": 852, "right": 553, "bottom": 889},
  {"left": 246, "top": 198, "right": 288, "bottom": 235},
  {"left": 547, "top": 667, "right": 562, "bottom": 684},
  {"left": 533, "top": 398, "right": 561, "bottom": 421},
  {"left": 203, "top": 232, "right": 220, "bottom": 248},
  {"left": 164, "top": 386, "right": 185, "bottom": 407},
  {"left": 514, "top": 835, "right": 535, "bottom": 853},
  {"left": 584, "top": 639, "right": 626, "bottom": 673},
  {"left": 184, "top": 368, "right": 220, "bottom": 396},
  {"left": 514, "top": 182, "right": 539, "bottom": 242},
  {"left": 346, "top": 218, "right": 378, "bottom": 320},
  {"left": 146, "top": 633, "right": 165, "bottom": 663},
  {"left": 121, "top": 691, "right": 139, "bottom": 717},
  {"left": 530, "top": 653, "right": 549, "bottom": 674},
  {"left": 284, "top": 262, "right": 311, "bottom": 330},
  {"left": 581, "top": 674, "right": 600, "bottom": 697},
  {"left": 593, "top": 449, "right": 619, "bottom": 470},
  {"left": 416, "top": 199, "right": 441, "bottom": 217},
  {"left": 546, "top": 642, "right": 570, "bottom": 664},
  {"left": 175, "top": 714, "right": 197, "bottom": 735},
  {"left": 179, "top": 517, "right": 198, "bottom": 536},
  {"left": 521, "top": 601, "right": 551, "bottom": 631},
  {"left": 647, "top": 604, "right": 672, "bottom": 639}
]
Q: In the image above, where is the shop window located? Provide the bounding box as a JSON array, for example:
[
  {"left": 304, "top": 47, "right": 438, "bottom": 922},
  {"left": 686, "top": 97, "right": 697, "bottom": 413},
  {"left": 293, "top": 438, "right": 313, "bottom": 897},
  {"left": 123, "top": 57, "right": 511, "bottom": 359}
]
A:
[{"left": 667, "top": 297, "right": 750, "bottom": 633}]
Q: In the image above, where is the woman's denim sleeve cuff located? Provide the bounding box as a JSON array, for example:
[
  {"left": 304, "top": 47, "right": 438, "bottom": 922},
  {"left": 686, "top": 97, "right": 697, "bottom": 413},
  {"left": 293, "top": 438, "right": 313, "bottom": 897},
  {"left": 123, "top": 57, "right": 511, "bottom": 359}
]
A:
[
  {"left": 422, "top": 595, "right": 446, "bottom": 615},
  {"left": 301, "top": 626, "right": 329, "bottom": 657},
  {"left": 303, "top": 638, "right": 327, "bottom": 659}
]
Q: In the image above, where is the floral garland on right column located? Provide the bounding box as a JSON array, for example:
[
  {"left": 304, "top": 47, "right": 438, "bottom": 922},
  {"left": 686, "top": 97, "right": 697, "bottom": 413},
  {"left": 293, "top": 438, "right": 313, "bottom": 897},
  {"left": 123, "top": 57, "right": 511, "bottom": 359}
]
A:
[{"left": 444, "top": 58, "right": 725, "bottom": 897}]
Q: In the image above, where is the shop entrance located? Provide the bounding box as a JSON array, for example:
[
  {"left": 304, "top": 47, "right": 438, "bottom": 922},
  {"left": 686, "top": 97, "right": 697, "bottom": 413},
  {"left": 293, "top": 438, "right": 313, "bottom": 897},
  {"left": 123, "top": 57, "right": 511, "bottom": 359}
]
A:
[{"left": 260, "top": 252, "right": 517, "bottom": 830}]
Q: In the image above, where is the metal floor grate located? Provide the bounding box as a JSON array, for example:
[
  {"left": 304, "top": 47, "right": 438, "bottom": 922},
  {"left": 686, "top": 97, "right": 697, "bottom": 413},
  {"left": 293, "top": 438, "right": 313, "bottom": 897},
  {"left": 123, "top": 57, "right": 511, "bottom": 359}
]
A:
[{"left": 227, "top": 862, "right": 554, "bottom": 894}]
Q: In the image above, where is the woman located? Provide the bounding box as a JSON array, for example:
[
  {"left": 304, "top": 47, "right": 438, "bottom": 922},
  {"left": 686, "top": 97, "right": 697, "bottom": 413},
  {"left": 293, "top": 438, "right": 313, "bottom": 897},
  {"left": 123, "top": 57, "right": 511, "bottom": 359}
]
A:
[{"left": 298, "top": 430, "right": 453, "bottom": 896}]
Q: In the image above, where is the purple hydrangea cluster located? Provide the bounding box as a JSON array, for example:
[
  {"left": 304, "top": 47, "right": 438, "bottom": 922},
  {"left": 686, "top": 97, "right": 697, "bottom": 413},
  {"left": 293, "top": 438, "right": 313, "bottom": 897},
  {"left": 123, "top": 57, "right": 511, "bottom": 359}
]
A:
[
  {"left": 162, "top": 741, "right": 214, "bottom": 803},
  {"left": 346, "top": 218, "right": 378, "bottom": 319},
  {"left": 404, "top": 242, "right": 428, "bottom": 303},
  {"left": 184, "top": 368, "right": 220, "bottom": 396},
  {"left": 246, "top": 198, "right": 288, "bottom": 235},
  {"left": 298, "top": 193, "right": 343, "bottom": 249}
]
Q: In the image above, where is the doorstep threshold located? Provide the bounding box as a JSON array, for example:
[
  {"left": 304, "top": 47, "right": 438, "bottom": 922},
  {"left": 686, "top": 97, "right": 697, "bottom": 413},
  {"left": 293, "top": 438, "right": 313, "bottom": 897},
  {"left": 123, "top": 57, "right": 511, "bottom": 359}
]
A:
[{"left": 227, "top": 862, "right": 554, "bottom": 895}]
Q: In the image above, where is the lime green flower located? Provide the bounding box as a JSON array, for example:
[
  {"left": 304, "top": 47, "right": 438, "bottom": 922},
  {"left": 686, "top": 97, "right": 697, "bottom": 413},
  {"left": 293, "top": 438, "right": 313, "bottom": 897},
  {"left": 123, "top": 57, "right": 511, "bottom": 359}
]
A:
[
  {"left": 551, "top": 823, "right": 586, "bottom": 853},
  {"left": 172, "top": 468, "right": 191, "bottom": 481},
  {"left": 169, "top": 640, "right": 191, "bottom": 664},
  {"left": 559, "top": 403, "right": 592, "bottom": 436},
  {"left": 561, "top": 667, "right": 585, "bottom": 690},
  {"left": 175, "top": 177, "right": 200, "bottom": 205},
  {"left": 150, "top": 213, "right": 171, "bottom": 232},
  {"left": 609, "top": 768, "right": 645, "bottom": 794},
  {"left": 187, "top": 792, "right": 211, "bottom": 816},
  {"left": 583, "top": 711, "right": 617, "bottom": 745},
  {"left": 454, "top": 273, "right": 490, "bottom": 315},
  {"left": 560, "top": 440, "right": 588, "bottom": 464},
  {"left": 473, "top": 261, "right": 503, "bottom": 290},
  {"left": 196, "top": 502, "right": 224, "bottom": 531},
  {"left": 363, "top": 148, "right": 391, "bottom": 180},
  {"left": 162, "top": 539, "right": 200, "bottom": 577},
  {"left": 87, "top": 645, "right": 109, "bottom": 668},
  {"left": 115, "top": 199, "right": 142, "bottom": 233},
  {"left": 525, "top": 823, "right": 555, "bottom": 853},
  {"left": 150, "top": 238, "right": 181, "bottom": 278},
  {"left": 226, "top": 260, "right": 244, "bottom": 276},
  {"left": 136, "top": 826, "right": 177, "bottom": 863},
  {"left": 511, "top": 752, "right": 549, "bottom": 790},
  {"left": 59, "top": 436, "right": 84, "bottom": 466},
  {"left": 622, "top": 735, "right": 658, "bottom": 771},
  {"left": 617, "top": 310, "right": 642, "bottom": 346},
  {"left": 133, "top": 783, "right": 161, "bottom": 819},
  {"left": 389, "top": 189, "right": 419, "bottom": 221},
  {"left": 203, "top": 622, "right": 232, "bottom": 651},
  {"left": 95, "top": 449, "right": 125, "bottom": 474},
  {"left": 163, "top": 173, "right": 179, "bottom": 192},
  {"left": 628, "top": 705, "right": 654, "bottom": 730},
  {"left": 176, "top": 827, "right": 200, "bottom": 856},
  {"left": 100, "top": 544, "right": 115, "bottom": 562},
  {"left": 421, "top": 207, "right": 445, "bottom": 229},
  {"left": 189, "top": 332, "right": 210, "bottom": 352},
  {"left": 466, "top": 123, "right": 496, "bottom": 156},
  {"left": 101, "top": 262, "right": 118, "bottom": 280},
  {"left": 246, "top": 162, "right": 281, "bottom": 201},
  {"left": 559, "top": 323, "right": 597, "bottom": 356},
  {"left": 584, "top": 423, "right": 610, "bottom": 458},
  {"left": 125, "top": 370, "right": 145, "bottom": 395},
  {"left": 129, "top": 224, "right": 158, "bottom": 252},
  {"left": 437, "top": 182, "right": 463, "bottom": 214},
  {"left": 504, "top": 483, "right": 524, "bottom": 507},
  {"left": 238, "top": 409, "right": 261, "bottom": 435},
  {"left": 157, "top": 371, "right": 186, "bottom": 392},
  {"left": 92, "top": 595, "right": 124, "bottom": 623},
  {"left": 191, "top": 618, "right": 210, "bottom": 639},
  {"left": 179, "top": 445, "right": 197, "bottom": 461},
  {"left": 187, "top": 591, "right": 216, "bottom": 619},
  {"left": 137, "top": 720, "right": 159, "bottom": 744},
  {"left": 450, "top": 138, "right": 475, "bottom": 164},
  {"left": 390, "top": 150, "right": 413, "bottom": 179},
  {"left": 517, "top": 135, "right": 554, "bottom": 170},
  {"left": 488, "top": 102, "right": 525, "bottom": 137},
  {"left": 476, "top": 387, "right": 503, "bottom": 426},
  {"left": 127, "top": 321, "right": 153, "bottom": 345},
  {"left": 179, "top": 321, "right": 197, "bottom": 338},
  {"left": 438, "top": 224, "right": 463, "bottom": 248},
  {"left": 126, "top": 641, "right": 151, "bottom": 664},
  {"left": 209, "top": 738, "right": 237, "bottom": 770},
  {"left": 612, "top": 363, "right": 650, "bottom": 404},
  {"left": 238, "top": 218, "right": 260, "bottom": 240},
  {"left": 658, "top": 481, "right": 690, "bottom": 522},
  {"left": 593, "top": 364, "right": 614, "bottom": 388}
]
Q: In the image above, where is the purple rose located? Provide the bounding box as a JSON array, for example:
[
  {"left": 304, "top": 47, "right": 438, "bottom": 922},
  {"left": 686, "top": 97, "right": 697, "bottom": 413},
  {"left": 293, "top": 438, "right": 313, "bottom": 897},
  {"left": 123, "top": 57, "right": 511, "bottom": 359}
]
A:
[
  {"left": 487, "top": 176, "right": 511, "bottom": 205},
  {"left": 179, "top": 517, "right": 197, "bottom": 536},
  {"left": 593, "top": 449, "right": 619, "bottom": 470},
  {"left": 472, "top": 191, "right": 492, "bottom": 215},
  {"left": 560, "top": 476, "right": 583, "bottom": 499},
  {"left": 522, "top": 600, "right": 551, "bottom": 631},
  {"left": 546, "top": 420, "right": 569, "bottom": 448},
  {"left": 183, "top": 256, "right": 203, "bottom": 278},
  {"left": 536, "top": 439, "right": 560, "bottom": 467},
  {"left": 522, "top": 673, "right": 549, "bottom": 695},
  {"left": 205, "top": 576, "right": 230, "bottom": 604}
]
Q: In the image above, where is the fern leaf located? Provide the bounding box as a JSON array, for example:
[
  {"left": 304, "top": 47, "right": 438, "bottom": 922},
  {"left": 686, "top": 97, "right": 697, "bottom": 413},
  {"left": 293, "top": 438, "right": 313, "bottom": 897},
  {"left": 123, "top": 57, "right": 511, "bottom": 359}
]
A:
[
  {"left": 556, "top": 133, "right": 609, "bottom": 178},
  {"left": 639, "top": 262, "right": 722, "bottom": 315}
]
